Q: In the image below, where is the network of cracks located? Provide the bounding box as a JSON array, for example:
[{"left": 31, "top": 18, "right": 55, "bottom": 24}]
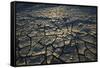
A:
[{"left": 16, "top": 17, "right": 97, "bottom": 65}]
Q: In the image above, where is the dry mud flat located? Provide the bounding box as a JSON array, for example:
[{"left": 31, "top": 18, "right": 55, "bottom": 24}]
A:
[{"left": 15, "top": 3, "right": 97, "bottom": 65}]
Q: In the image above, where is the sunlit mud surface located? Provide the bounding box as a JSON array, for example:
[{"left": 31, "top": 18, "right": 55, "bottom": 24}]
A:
[{"left": 15, "top": 2, "right": 97, "bottom": 65}]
